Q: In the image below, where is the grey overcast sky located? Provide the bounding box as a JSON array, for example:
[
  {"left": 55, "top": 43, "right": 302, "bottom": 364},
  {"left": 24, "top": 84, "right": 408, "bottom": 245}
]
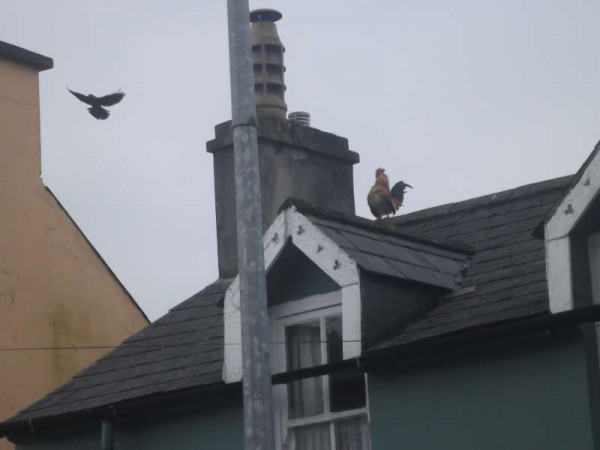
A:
[{"left": 2, "top": 0, "right": 599, "bottom": 321}]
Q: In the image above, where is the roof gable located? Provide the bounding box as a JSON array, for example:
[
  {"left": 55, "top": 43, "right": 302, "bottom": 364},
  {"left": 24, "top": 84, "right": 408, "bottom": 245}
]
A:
[
  {"left": 546, "top": 142, "right": 600, "bottom": 238},
  {"left": 545, "top": 144, "right": 600, "bottom": 312},
  {"left": 284, "top": 199, "right": 471, "bottom": 290},
  {"left": 267, "top": 242, "right": 340, "bottom": 305}
]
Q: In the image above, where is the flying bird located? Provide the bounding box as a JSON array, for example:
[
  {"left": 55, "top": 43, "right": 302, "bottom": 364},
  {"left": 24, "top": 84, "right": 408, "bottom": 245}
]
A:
[
  {"left": 367, "top": 168, "right": 412, "bottom": 219},
  {"left": 68, "top": 88, "right": 125, "bottom": 120}
]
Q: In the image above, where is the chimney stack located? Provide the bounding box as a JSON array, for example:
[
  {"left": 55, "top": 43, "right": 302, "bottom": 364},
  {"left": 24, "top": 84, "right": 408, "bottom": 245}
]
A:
[
  {"left": 208, "top": 11, "right": 359, "bottom": 278},
  {"left": 250, "top": 9, "right": 287, "bottom": 119}
]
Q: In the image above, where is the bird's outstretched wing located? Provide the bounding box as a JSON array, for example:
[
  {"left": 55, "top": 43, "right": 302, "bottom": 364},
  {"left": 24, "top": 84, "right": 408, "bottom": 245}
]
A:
[
  {"left": 98, "top": 91, "right": 125, "bottom": 106},
  {"left": 68, "top": 89, "right": 94, "bottom": 106}
]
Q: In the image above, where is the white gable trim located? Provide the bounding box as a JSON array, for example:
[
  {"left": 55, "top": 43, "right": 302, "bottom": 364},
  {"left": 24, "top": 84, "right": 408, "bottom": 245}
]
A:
[
  {"left": 546, "top": 149, "right": 600, "bottom": 312},
  {"left": 589, "top": 232, "right": 600, "bottom": 304},
  {"left": 545, "top": 238, "right": 573, "bottom": 313},
  {"left": 223, "top": 206, "right": 361, "bottom": 383}
]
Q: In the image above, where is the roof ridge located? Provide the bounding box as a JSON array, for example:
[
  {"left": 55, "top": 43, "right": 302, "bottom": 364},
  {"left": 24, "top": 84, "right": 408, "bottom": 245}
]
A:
[
  {"left": 388, "top": 175, "right": 573, "bottom": 227},
  {"left": 279, "top": 198, "right": 472, "bottom": 254}
]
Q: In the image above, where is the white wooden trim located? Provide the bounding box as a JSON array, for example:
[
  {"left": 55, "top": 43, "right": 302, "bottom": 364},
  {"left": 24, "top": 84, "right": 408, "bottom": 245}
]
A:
[
  {"left": 223, "top": 206, "right": 362, "bottom": 383},
  {"left": 269, "top": 291, "right": 342, "bottom": 320},
  {"left": 547, "top": 154, "right": 600, "bottom": 240},
  {"left": 288, "top": 409, "right": 368, "bottom": 429},
  {"left": 545, "top": 148, "right": 600, "bottom": 312},
  {"left": 284, "top": 208, "right": 358, "bottom": 288},
  {"left": 589, "top": 232, "right": 600, "bottom": 305},
  {"left": 546, "top": 237, "right": 573, "bottom": 313},
  {"left": 342, "top": 283, "right": 361, "bottom": 358}
]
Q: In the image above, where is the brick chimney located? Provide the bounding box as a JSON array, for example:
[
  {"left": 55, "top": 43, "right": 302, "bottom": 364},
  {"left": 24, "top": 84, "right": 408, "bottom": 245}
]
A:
[{"left": 207, "top": 10, "right": 359, "bottom": 278}]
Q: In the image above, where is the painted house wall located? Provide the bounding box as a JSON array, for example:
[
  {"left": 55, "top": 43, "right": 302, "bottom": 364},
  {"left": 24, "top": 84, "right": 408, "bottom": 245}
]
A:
[
  {"left": 14, "top": 401, "right": 243, "bottom": 450},
  {"left": 10, "top": 334, "right": 595, "bottom": 450},
  {"left": 0, "top": 53, "right": 148, "bottom": 450},
  {"left": 369, "top": 333, "right": 594, "bottom": 450}
]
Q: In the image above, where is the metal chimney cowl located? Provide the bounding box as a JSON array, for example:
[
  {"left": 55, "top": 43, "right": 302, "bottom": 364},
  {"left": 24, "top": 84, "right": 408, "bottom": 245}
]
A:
[{"left": 250, "top": 9, "right": 287, "bottom": 119}]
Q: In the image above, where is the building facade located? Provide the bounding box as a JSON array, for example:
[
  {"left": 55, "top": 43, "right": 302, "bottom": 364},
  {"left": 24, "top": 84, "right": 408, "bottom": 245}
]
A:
[{"left": 0, "top": 42, "right": 149, "bottom": 450}]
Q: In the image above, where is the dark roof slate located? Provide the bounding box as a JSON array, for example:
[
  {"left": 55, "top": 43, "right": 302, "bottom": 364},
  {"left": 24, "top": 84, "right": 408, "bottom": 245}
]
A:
[
  {"left": 305, "top": 213, "right": 470, "bottom": 290},
  {"left": 377, "top": 176, "right": 572, "bottom": 347},
  {"left": 2, "top": 279, "right": 231, "bottom": 426}
]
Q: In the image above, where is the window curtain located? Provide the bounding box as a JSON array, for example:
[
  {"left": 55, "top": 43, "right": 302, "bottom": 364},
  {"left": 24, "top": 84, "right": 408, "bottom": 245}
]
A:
[
  {"left": 287, "top": 423, "right": 331, "bottom": 450},
  {"left": 285, "top": 418, "right": 371, "bottom": 450},
  {"left": 287, "top": 323, "right": 323, "bottom": 418},
  {"left": 335, "top": 417, "right": 371, "bottom": 450}
]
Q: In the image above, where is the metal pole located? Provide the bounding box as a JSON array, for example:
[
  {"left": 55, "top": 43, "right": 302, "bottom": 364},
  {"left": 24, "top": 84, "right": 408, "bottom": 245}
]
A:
[{"left": 225, "top": 1, "right": 275, "bottom": 450}]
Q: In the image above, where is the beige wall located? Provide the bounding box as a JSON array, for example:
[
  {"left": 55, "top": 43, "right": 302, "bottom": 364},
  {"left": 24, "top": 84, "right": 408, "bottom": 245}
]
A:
[{"left": 0, "top": 58, "right": 149, "bottom": 449}]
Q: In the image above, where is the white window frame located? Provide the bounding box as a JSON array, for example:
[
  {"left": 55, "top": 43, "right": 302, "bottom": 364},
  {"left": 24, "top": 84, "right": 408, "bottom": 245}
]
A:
[{"left": 270, "top": 292, "right": 370, "bottom": 450}]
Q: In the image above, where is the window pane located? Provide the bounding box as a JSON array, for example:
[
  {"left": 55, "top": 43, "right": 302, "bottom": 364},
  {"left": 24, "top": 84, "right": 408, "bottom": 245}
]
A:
[
  {"left": 334, "top": 417, "right": 371, "bottom": 450},
  {"left": 326, "top": 316, "right": 366, "bottom": 412},
  {"left": 286, "top": 322, "right": 324, "bottom": 418},
  {"left": 326, "top": 315, "right": 343, "bottom": 363},
  {"left": 293, "top": 422, "right": 331, "bottom": 450}
]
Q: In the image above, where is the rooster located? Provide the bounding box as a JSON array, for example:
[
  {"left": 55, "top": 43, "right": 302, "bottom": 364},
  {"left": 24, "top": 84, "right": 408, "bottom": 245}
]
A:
[
  {"left": 367, "top": 168, "right": 412, "bottom": 219},
  {"left": 68, "top": 88, "right": 125, "bottom": 120}
]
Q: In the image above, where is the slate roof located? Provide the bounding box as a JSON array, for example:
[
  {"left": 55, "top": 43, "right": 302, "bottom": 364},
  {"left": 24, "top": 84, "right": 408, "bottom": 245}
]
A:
[
  {"left": 378, "top": 175, "right": 572, "bottom": 347},
  {"left": 289, "top": 201, "right": 470, "bottom": 290},
  {"left": 2, "top": 279, "right": 231, "bottom": 426},
  {"left": 1, "top": 175, "right": 573, "bottom": 430}
]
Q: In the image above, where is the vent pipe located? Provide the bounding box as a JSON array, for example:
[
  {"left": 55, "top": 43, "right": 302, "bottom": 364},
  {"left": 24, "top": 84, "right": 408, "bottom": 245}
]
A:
[
  {"left": 250, "top": 9, "right": 287, "bottom": 119},
  {"left": 288, "top": 111, "right": 311, "bottom": 126}
]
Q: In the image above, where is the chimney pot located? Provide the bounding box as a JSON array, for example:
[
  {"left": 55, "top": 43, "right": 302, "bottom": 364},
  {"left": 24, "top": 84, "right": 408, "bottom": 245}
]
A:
[{"left": 250, "top": 9, "right": 287, "bottom": 119}]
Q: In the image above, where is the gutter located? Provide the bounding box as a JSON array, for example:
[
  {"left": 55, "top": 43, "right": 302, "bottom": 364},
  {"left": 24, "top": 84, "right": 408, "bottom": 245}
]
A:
[
  {"left": 0, "top": 383, "right": 241, "bottom": 439},
  {"left": 273, "top": 303, "right": 600, "bottom": 385}
]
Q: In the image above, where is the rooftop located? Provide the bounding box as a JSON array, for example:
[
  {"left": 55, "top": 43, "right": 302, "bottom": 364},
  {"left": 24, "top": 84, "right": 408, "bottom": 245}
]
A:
[
  {"left": 0, "top": 175, "right": 573, "bottom": 433},
  {"left": 0, "top": 41, "right": 53, "bottom": 71}
]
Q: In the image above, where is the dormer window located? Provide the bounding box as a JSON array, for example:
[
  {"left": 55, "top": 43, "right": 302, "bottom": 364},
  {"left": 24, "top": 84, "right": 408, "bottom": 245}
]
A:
[
  {"left": 271, "top": 294, "right": 370, "bottom": 449},
  {"left": 223, "top": 204, "right": 468, "bottom": 449}
]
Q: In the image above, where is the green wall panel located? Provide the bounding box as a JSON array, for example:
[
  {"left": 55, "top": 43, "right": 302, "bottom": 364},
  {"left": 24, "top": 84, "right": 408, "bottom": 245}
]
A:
[
  {"left": 14, "top": 335, "right": 595, "bottom": 450},
  {"left": 16, "top": 401, "right": 243, "bottom": 450},
  {"left": 369, "top": 335, "right": 594, "bottom": 450}
]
